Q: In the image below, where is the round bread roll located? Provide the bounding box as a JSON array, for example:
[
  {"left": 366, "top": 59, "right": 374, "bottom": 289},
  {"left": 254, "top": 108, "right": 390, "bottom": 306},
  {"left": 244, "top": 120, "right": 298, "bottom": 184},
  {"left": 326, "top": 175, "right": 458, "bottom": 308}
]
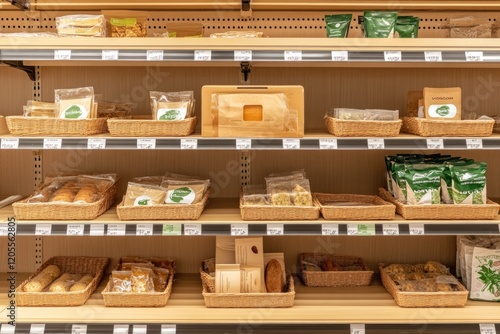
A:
[{"left": 265, "top": 259, "right": 284, "bottom": 293}]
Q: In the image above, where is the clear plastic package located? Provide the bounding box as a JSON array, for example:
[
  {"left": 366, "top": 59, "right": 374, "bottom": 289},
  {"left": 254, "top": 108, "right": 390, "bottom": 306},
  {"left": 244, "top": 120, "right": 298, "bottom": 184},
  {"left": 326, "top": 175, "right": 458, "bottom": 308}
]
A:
[
  {"left": 55, "top": 86, "right": 95, "bottom": 119},
  {"left": 242, "top": 185, "right": 269, "bottom": 206},
  {"left": 334, "top": 108, "right": 399, "bottom": 120},
  {"left": 102, "top": 10, "right": 148, "bottom": 37},
  {"left": 210, "top": 31, "right": 264, "bottom": 38},
  {"left": 56, "top": 14, "right": 106, "bottom": 37},
  {"left": 150, "top": 91, "right": 194, "bottom": 121},
  {"left": 124, "top": 182, "right": 167, "bottom": 206}
]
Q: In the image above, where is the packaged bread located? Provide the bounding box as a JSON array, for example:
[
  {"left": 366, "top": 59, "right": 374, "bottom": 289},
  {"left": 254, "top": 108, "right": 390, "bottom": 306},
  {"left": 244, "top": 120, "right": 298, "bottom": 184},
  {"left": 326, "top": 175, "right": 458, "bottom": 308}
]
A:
[
  {"left": 73, "top": 183, "right": 99, "bottom": 204},
  {"left": 55, "top": 87, "right": 94, "bottom": 120},
  {"left": 56, "top": 15, "right": 106, "bottom": 37},
  {"left": 49, "top": 182, "right": 80, "bottom": 203},
  {"left": 267, "top": 179, "right": 312, "bottom": 206},
  {"left": 165, "top": 180, "right": 209, "bottom": 204},
  {"left": 131, "top": 266, "right": 155, "bottom": 293},
  {"left": 153, "top": 267, "right": 170, "bottom": 291},
  {"left": 121, "top": 262, "right": 154, "bottom": 271},
  {"left": 27, "top": 182, "right": 61, "bottom": 203},
  {"left": 148, "top": 257, "right": 176, "bottom": 271},
  {"left": 150, "top": 91, "right": 194, "bottom": 121},
  {"left": 291, "top": 181, "right": 313, "bottom": 206},
  {"left": 265, "top": 259, "right": 284, "bottom": 293},
  {"left": 23, "top": 265, "right": 61, "bottom": 292},
  {"left": 70, "top": 274, "right": 94, "bottom": 291},
  {"left": 23, "top": 101, "right": 56, "bottom": 117},
  {"left": 111, "top": 271, "right": 132, "bottom": 292},
  {"left": 103, "top": 10, "right": 148, "bottom": 37},
  {"left": 124, "top": 182, "right": 167, "bottom": 206},
  {"left": 49, "top": 273, "right": 82, "bottom": 292}
]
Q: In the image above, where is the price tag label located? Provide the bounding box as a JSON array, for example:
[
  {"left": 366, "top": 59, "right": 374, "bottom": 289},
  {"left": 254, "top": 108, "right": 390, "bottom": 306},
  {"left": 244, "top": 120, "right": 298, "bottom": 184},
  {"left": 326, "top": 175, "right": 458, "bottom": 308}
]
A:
[
  {"left": 54, "top": 49, "right": 71, "bottom": 60},
  {"left": 332, "top": 51, "right": 348, "bottom": 61},
  {"left": 87, "top": 138, "right": 106, "bottom": 149},
  {"left": 113, "top": 325, "right": 129, "bottom": 334},
  {"left": 236, "top": 139, "right": 252, "bottom": 150},
  {"left": 181, "top": 138, "right": 198, "bottom": 150},
  {"left": 367, "top": 138, "right": 385, "bottom": 150},
  {"left": 147, "top": 50, "right": 164, "bottom": 61},
  {"left": 283, "top": 139, "right": 300, "bottom": 149},
  {"left": 1, "top": 138, "right": 19, "bottom": 149},
  {"left": 466, "top": 138, "right": 483, "bottom": 149},
  {"left": 284, "top": 50, "right": 302, "bottom": 61},
  {"left": 30, "top": 324, "right": 45, "bottom": 334},
  {"left": 426, "top": 138, "right": 444, "bottom": 150},
  {"left": 0, "top": 324, "right": 15, "bottom": 334},
  {"left": 466, "top": 51, "right": 484, "bottom": 62},
  {"left": 267, "top": 223, "right": 284, "bottom": 236},
  {"left": 136, "top": 224, "right": 153, "bottom": 236},
  {"left": 424, "top": 51, "right": 442, "bottom": 62},
  {"left": 409, "top": 223, "right": 425, "bottom": 235},
  {"left": 137, "top": 138, "right": 156, "bottom": 149},
  {"left": 133, "top": 325, "right": 147, "bottom": 334},
  {"left": 234, "top": 50, "right": 252, "bottom": 61},
  {"left": 71, "top": 325, "right": 88, "bottom": 334},
  {"left": 43, "top": 138, "right": 62, "bottom": 149},
  {"left": 0, "top": 224, "right": 8, "bottom": 236},
  {"left": 184, "top": 223, "right": 202, "bottom": 235},
  {"left": 35, "top": 224, "right": 51, "bottom": 236},
  {"left": 162, "top": 224, "right": 182, "bottom": 236},
  {"left": 67, "top": 224, "right": 85, "bottom": 236},
  {"left": 161, "top": 325, "right": 177, "bottom": 334},
  {"left": 498, "top": 224, "right": 500, "bottom": 234},
  {"left": 384, "top": 51, "right": 402, "bottom": 62},
  {"left": 322, "top": 223, "right": 339, "bottom": 236},
  {"left": 383, "top": 224, "right": 399, "bottom": 236},
  {"left": 319, "top": 139, "right": 338, "bottom": 150},
  {"left": 348, "top": 224, "right": 375, "bottom": 236},
  {"left": 195, "top": 50, "right": 212, "bottom": 61},
  {"left": 107, "top": 224, "right": 126, "bottom": 236},
  {"left": 90, "top": 224, "right": 104, "bottom": 236},
  {"left": 102, "top": 50, "right": 119, "bottom": 60},
  {"left": 480, "top": 324, "right": 496, "bottom": 334},
  {"left": 350, "top": 324, "right": 366, "bottom": 334},
  {"left": 231, "top": 224, "right": 249, "bottom": 236}
]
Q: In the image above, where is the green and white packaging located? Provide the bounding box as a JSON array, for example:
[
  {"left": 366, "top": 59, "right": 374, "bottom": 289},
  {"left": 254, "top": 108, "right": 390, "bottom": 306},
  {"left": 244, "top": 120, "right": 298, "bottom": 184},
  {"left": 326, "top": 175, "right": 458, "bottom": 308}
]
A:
[
  {"left": 363, "top": 11, "right": 398, "bottom": 38},
  {"left": 470, "top": 246, "right": 500, "bottom": 301},
  {"left": 395, "top": 16, "right": 420, "bottom": 38},
  {"left": 450, "top": 162, "right": 487, "bottom": 205},
  {"left": 405, "top": 163, "right": 444, "bottom": 205},
  {"left": 441, "top": 159, "right": 474, "bottom": 204},
  {"left": 325, "top": 14, "right": 352, "bottom": 38}
]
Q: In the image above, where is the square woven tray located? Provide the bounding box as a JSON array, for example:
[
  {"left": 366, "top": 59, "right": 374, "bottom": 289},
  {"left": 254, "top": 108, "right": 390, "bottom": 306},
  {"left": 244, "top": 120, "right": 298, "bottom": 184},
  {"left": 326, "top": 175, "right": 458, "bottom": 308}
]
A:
[
  {"left": 239, "top": 195, "right": 320, "bottom": 221},
  {"left": 402, "top": 117, "right": 494, "bottom": 137},
  {"left": 6, "top": 116, "right": 108, "bottom": 136},
  {"left": 325, "top": 116, "right": 402, "bottom": 137},
  {"left": 314, "top": 193, "right": 395, "bottom": 220},
  {"left": 107, "top": 116, "right": 197, "bottom": 137}
]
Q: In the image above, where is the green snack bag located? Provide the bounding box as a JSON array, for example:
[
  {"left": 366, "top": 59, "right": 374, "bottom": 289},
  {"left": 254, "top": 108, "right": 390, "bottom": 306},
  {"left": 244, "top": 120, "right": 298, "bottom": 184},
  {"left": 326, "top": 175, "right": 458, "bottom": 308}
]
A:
[
  {"left": 392, "top": 157, "right": 423, "bottom": 203},
  {"left": 442, "top": 159, "right": 474, "bottom": 204},
  {"left": 363, "top": 11, "right": 398, "bottom": 38},
  {"left": 385, "top": 156, "right": 397, "bottom": 195},
  {"left": 450, "top": 162, "right": 487, "bottom": 205},
  {"left": 395, "top": 16, "right": 420, "bottom": 38},
  {"left": 405, "top": 163, "right": 444, "bottom": 205},
  {"left": 325, "top": 14, "right": 352, "bottom": 38}
]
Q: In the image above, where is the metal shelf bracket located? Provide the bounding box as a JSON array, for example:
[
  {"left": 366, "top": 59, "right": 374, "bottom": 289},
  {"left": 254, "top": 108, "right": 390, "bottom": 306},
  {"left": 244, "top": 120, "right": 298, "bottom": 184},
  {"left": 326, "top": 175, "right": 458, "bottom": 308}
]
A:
[
  {"left": 241, "top": 0, "right": 252, "bottom": 17},
  {"left": 1, "top": 61, "right": 36, "bottom": 81},
  {"left": 240, "top": 61, "right": 251, "bottom": 82},
  {"left": 6, "top": 0, "right": 30, "bottom": 10}
]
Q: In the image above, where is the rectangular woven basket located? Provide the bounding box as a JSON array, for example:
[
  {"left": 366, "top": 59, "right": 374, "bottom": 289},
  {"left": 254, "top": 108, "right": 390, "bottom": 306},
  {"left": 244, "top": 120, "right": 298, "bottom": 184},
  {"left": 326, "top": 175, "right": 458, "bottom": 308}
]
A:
[
  {"left": 107, "top": 116, "right": 197, "bottom": 137},
  {"left": 300, "top": 253, "right": 373, "bottom": 287},
  {"left": 378, "top": 188, "right": 499, "bottom": 220},
  {"left": 314, "top": 193, "right": 396, "bottom": 220},
  {"left": 379, "top": 263, "right": 469, "bottom": 308},
  {"left": 16, "top": 256, "right": 109, "bottom": 306},
  {"left": 402, "top": 117, "right": 494, "bottom": 137},
  {"left": 6, "top": 116, "right": 108, "bottom": 136},
  {"left": 13, "top": 186, "right": 116, "bottom": 220},
  {"left": 324, "top": 116, "right": 402, "bottom": 137},
  {"left": 239, "top": 196, "right": 320, "bottom": 221},
  {"left": 0, "top": 116, "right": 8, "bottom": 134}
]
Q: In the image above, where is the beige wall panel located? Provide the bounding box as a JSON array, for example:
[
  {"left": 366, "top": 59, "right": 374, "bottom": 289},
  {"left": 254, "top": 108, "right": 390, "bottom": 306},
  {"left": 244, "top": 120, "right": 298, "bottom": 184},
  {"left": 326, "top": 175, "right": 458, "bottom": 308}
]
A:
[
  {"left": 0, "top": 67, "right": 34, "bottom": 116},
  {"left": 0, "top": 151, "right": 37, "bottom": 196},
  {"left": 0, "top": 236, "right": 39, "bottom": 273}
]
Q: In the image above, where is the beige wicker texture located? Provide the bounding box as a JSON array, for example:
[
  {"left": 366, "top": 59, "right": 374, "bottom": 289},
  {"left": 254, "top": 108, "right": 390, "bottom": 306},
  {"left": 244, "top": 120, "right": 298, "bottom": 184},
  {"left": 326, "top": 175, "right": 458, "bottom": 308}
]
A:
[
  {"left": 0, "top": 116, "right": 8, "bottom": 134},
  {"left": 325, "top": 116, "right": 402, "bottom": 137},
  {"left": 107, "top": 116, "right": 197, "bottom": 137},
  {"left": 16, "top": 256, "right": 109, "bottom": 306},
  {"left": 314, "top": 193, "right": 396, "bottom": 220},
  {"left": 379, "top": 188, "right": 499, "bottom": 220},
  {"left": 116, "top": 191, "right": 209, "bottom": 220},
  {"left": 402, "top": 117, "right": 494, "bottom": 137},
  {"left": 300, "top": 253, "right": 374, "bottom": 287},
  {"left": 239, "top": 196, "right": 320, "bottom": 221},
  {"left": 379, "top": 263, "right": 468, "bottom": 308},
  {"left": 13, "top": 186, "right": 116, "bottom": 220},
  {"left": 6, "top": 116, "right": 108, "bottom": 136}
]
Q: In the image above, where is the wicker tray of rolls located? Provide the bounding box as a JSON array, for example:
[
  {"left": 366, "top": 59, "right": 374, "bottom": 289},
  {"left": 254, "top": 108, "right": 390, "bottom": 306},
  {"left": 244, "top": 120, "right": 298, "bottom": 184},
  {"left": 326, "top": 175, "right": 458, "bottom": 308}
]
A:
[
  {"left": 101, "top": 257, "right": 175, "bottom": 307},
  {"left": 200, "top": 258, "right": 295, "bottom": 308},
  {"left": 300, "top": 253, "right": 374, "bottom": 287},
  {"left": 16, "top": 256, "right": 109, "bottom": 306},
  {"left": 314, "top": 193, "right": 396, "bottom": 220}
]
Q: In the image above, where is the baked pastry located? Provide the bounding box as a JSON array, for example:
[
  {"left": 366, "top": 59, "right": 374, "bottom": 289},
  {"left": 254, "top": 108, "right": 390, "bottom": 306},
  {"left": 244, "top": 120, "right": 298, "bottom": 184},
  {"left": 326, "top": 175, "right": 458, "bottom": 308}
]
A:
[
  {"left": 70, "top": 274, "right": 94, "bottom": 291},
  {"left": 111, "top": 271, "right": 132, "bottom": 292},
  {"left": 24, "top": 265, "right": 61, "bottom": 292},
  {"left": 321, "top": 259, "right": 342, "bottom": 271},
  {"left": 49, "top": 183, "right": 78, "bottom": 203},
  {"left": 73, "top": 183, "right": 99, "bottom": 203},
  {"left": 49, "top": 273, "right": 81, "bottom": 292},
  {"left": 265, "top": 259, "right": 284, "bottom": 293},
  {"left": 292, "top": 184, "right": 312, "bottom": 206}
]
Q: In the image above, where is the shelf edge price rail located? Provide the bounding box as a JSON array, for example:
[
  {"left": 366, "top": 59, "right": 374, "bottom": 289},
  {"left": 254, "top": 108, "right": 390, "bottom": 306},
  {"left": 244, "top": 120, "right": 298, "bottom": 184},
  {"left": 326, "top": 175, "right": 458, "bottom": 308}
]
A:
[
  {"left": 43, "top": 138, "right": 62, "bottom": 149},
  {"left": 71, "top": 324, "right": 87, "bottom": 334},
  {"left": 87, "top": 138, "right": 106, "bottom": 149},
  {"left": 350, "top": 324, "right": 366, "bottom": 334},
  {"left": 161, "top": 325, "right": 176, "bottom": 334},
  {"left": 30, "top": 324, "right": 45, "bottom": 334},
  {"left": 35, "top": 223, "right": 52, "bottom": 236},
  {"left": 322, "top": 223, "right": 339, "bottom": 236},
  {"left": 67, "top": 224, "right": 85, "bottom": 236},
  {"left": 231, "top": 223, "right": 249, "bottom": 236},
  {"left": 479, "top": 324, "right": 496, "bottom": 334},
  {"left": 107, "top": 224, "right": 126, "bottom": 236},
  {"left": 409, "top": 223, "right": 425, "bottom": 235},
  {"left": 267, "top": 223, "right": 284, "bottom": 236},
  {"left": 136, "top": 223, "right": 153, "bottom": 236}
]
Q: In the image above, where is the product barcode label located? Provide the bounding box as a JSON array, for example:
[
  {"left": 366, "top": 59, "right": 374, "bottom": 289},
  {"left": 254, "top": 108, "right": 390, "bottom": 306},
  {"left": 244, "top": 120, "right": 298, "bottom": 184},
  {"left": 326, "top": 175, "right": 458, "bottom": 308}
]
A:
[
  {"left": 332, "top": 51, "right": 348, "bottom": 61},
  {"left": 90, "top": 224, "right": 105, "bottom": 236},
  {"left": 409, "top": 223, "right": 425, "bottom": 235},
  {"left": 181, "top": 138, "right": 198, "bottom": 149},
  {"left": 107, "top": 224, "right": 126, "bottom": 236},
  {"left": 424, "top": 51, "right": 442, "bottom": 62},
  {"left": 0, "top": 324, "right": 15, "bottom": 334},
  {"left": 383, "top": 224, "right": 399, "bottom": 236},
  {"left": 161, "top": 325, "right": 177, "bottom": 334},
  {"left": 67, "top": 224, "right": 85, "bottom": 236},
  {"left": 236, "top": 139, "right": 252, "bottom": 150},
  {"left": 71, "top": 325, "right": 87, "bottom": 334},
  {"left": 184, "top": 223, "right": 202, "bottom": 235},
  {"left": 480, "top": 324, "right": 496, "bottom": 334},
  {"left": 113, "top": 325, "right": 129, "bottom": 334},
  {"left": 267, "top": 223, "right": 284, "bottom": 236},
  {"left": 319, "top": 139, "right": 338, "bottom": 150},
  {"left": 283, "top": 139, "right": 300, "bottom": 149},
  {"left": 426, "top": 138, "right": 444, "bottom": 150},
  {"left": 163, "top": 224, "right": 182, "bottom": 236},
  {"left": 137, "top": 138, "right": 156, "bottom": 149},
  {"left": 43, "top": 138, "right": 62, "bottom": 149},
  {"left": 284, "top": 50, "right": 302, "bottom": 61},
  {"left": 87, "top": 138, "right": 106, "bottom": 149},
  {"left": 0, "top": 224, "right": 8, "bottom": 236},
  {"left": 231, "top": 224, "right": 249, "bottom": 236},
  {"left": 102, "top": 50, "right": 119, "bottom": 60},
  {"left": 367, "top": 138, "right": 384, "bottom": 150},
  {"left": 133, "top": 325, "right": 147, "bottom": 334},
  {"left": 136, "top": 224, "right": 153, "bottom": 236},
  {"left": 234, "top": 50, "right": 252, "bottom": 61},
  {"left": 35, "top": 224, "right": 52, "bottom": 236},
  {"left": 54, "top": 49, "right": 71, "bottom": 60},
  {"left": 1, "top": 138, "right": 19, "bottom": 149},
  {"left": 466, "top": 51, "right": 484, "bottom": 62},
  {"left": 350, "top": 324, "right": 366, "bottom": 334},
  {"left": 384, "top": 51, "right": 402, "bottom": 62},
  {"left": 466, "top": 138, "right": 483, "bottom": 149},
  {"left": 322, "top": 223, "right": 339, "bottom": 236},
  {"left": 30, "top": 324, "right": 45, "bottom": 334},
  {"left": 147, "top": 50, "right": 164, "bottom": 61},
  {"left": 195, "top": 50, "right": 212, "bottom": 61}
]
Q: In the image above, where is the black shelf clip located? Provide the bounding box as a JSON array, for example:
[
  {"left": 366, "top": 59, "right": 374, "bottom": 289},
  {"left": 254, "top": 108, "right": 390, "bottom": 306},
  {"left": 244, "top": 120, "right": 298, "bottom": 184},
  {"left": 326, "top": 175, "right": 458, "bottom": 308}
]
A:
[
  {"left": 240, "top": 61, "right": 251, "bottom": 82},
  {"left": 241, "top": 0, "right": 252, "bottom": 17},
  {"left": 7, "top": 0, "right": 30, "bottom": 10},
  {"left": 1, "top": 61, "right": 36, "bottom": 81}
]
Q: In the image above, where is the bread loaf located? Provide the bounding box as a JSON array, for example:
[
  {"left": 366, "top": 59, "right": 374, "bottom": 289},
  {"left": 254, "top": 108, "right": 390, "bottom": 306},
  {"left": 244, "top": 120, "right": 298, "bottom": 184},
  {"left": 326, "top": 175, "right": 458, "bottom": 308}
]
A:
[
  {"left": 49, "top": 273, "right": 81, "bottom": 292},
  {"left": 23, "top": 265, "right": 61, "bottom": 292},
  {"left": 265, "top": 259, "right": 284, "bottom": 293},
  {"left": 70, "top": 274, "right": 94, "bottom": 291},
  {"left": 73, "top": 183, "right": 99, "bottom": 203}
]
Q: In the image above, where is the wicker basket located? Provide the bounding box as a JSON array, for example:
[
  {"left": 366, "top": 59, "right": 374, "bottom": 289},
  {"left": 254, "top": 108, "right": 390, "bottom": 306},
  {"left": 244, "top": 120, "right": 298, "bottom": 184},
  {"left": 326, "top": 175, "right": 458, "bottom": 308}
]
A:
[
  {"left": 325, "top": 116, "right": 402, "bottom": 137},
  {"left": 200, "top": 259, "right": 295, "bottom": 308},
  {"left": 314, "top": 193, "right": 395, "bottom": 220},
  {"left": 12, "top": 186, "right": 116, "bottom": 220},
  {"left": 299, "top": 253, "right": 373, "bottom": 287},
  {"left": 116, "top": 191, "right": 209, "bottom": 220},
  {"left": 379, "top": 263, "right": 468, "bottom": 308},
  {"left": 240, "top": 196, "right": 320, "bottom": 221},
  {"left": 6, "top": 116, "right": 108, "bottom": 136},
  {"left": 379, "top": 188, "right": 499, "bottom": 220},
  {"left": 107, "top": 116, "right": 197, "bottom": 137},
  {"left": 0, "top": 116, "right": 8, "bottom": 134},
  {"left": 402, "top": 117, "right": 494, "bottom": 137},
  {"left": 16, "top": 256, "right": 109, "bottom": 306}
]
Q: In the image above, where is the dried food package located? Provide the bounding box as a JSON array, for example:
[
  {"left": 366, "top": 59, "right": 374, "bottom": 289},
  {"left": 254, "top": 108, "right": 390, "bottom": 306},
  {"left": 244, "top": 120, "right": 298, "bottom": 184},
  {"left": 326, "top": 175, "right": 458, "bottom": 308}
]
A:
[
  {"left": 153, "top": 267, "right": 170, "bottom": 291},
  {"left": 210, "top": 31, "right": 264, "bottom": 38},
  {"left": 103, "top": 10, "right": 148, "bottom": 37},
  {"left": 450, "top": 162, "right": 487, "bottom": 205},
  {"left": 124, "top": 183, "right": 167, "bottom": 206},
  {"left": 132, "top": 176, "right": 163, "bottom": 187},
  {"left": 24, "top": 101, "right": 56, "bottom": 117},
  {"left": 150, "top": 91, "right": 194, "bottom": 120},
  {"left": 131, "top": 266, "right": 155, "bottom": 293},
  {"left": 165, "top": 180, "right": 210, "bottom": 204},
  {"left": 325, "top": 14, "right": 352, "bottom": 38},
  {"left": 55, "top": 86, "right": 94, "bottom": 120},
  {"left": 243, "top": 185, "right": 269, "bottom": 206},
  {"left": 395, "top": 16, "right": 420, "bottom": 38},
  {"left": 111, "top": 271, "right": 132, "bottom": 292},
  {"left": 363, "top": 11, "right": 398, "bottom": 38},
  {"left": 56, "top": 15, "right": 106, "bottom": 37}
]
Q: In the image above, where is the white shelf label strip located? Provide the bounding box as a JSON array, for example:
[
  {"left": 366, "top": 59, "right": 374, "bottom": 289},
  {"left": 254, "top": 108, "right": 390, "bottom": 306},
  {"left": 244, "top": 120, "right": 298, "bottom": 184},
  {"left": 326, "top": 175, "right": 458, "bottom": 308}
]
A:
[
  {"left": 426, "top": 138, "right": 444, "bottom": 150},
  {"left": 67, "top": 224, "right": 85, "bottom": 236},
  {"left": 161, "top": 325, "right": 177, "bottom": 334},
  {"left": 195, "top": 50, "right": 212, "bottom": 61},
  {"left": 147, "top": 50, "right": 164, "bottom": 61},
  {"left": 71, "top": 325, "right": 87, "bottom": 334},
  {"left": 234, "top": 50, "right": 252, "bottom": 61},
  {"left": 184, "top": 223, "right": 202, "bottom": 235},
  {"left": 102, "top": 50, "right": 119, "bottom": 60},
  {"left": 43, "top": 138, "right": 62, "bottom": 149},
  {"left": 466, "top": 138, "right": 483, "bottom": 149},
  {"left": 384, "top": 51, "right": 402, "bottom": 62},
  {"left": 90, "top": 224, "right": 105, "bottom": 236},
  {"left": 319, "top": 139, "right": 338, "bottom": 150},
  {"left": 367, "top": 138, "right": 384, "bottom": 150},
  {"left": 350, "top": 324, "right": 366, "bottom": 334},
  {"left": 1, "top": 138, "right": 19, "bottom": 149},
  {"left": 107, "top": 224, "right": 126, "bottom": 236},
  {"left": 383, "top": 224, "right": 399, "bottom": 236},
  {"left": 181, "top": 138, "right": 198, "bottom": 149},
  {"left": 332, "top": 51, "right": 348, "bottom": 61},
  {"left": 87, "top": 138, "right": 106, "bottom": 149},
  {"left": 30, "top": 324, "right": 45, "bottom": 334},
  {"left": 137, "top": 138, "right": 156, "bottom": 149},
  {"left": 236, "top": 139, "right": 252, "bottom": 150},
  {"left": 283, "top": 139, "right": 300, "bottom": 149},
  {"left": 466, "top": 51, "right": 484, "bottom": 62},
  {"left": 113, "top": 325, "right": 129, "bottom": 334},
  {"left": 480, "top": 324, "right": 497, "bottom": 334},
  {"left": 35, "top": 223, "right": 52, "bottom": 236},
  {"left": 231, "top": 224, "right": 249, "bottom": 236},
  {"left": 409, "top": 223, "right": 425, "bottom": 235},
  {"left": 424, "top": 51, "right": 442, "bottom": 62},
  {"left": 284, "top": 50, "right": 302, "bottom": 61},
  {"left": 267, "top": 223, "right": 284, "bottom": 235},
  {"left": 133, "top": 325, "right": 147, "bottom": 334},
  {"left": 0, "top": 325, "right": 15, "bottom": 334},
  {"left": 54, "top": 49, "right": 71, "bottom": 60},
  {"left": 322, "top": 223, "right": 339, "bottom": 236},
  {"left": 136, "top": 223, "right": 153, "bottom": 236}
]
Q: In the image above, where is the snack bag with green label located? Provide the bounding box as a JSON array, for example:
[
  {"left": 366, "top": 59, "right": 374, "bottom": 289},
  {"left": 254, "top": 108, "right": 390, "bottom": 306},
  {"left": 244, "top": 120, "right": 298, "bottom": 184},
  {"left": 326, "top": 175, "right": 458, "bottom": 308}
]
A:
[
  {"left": 405, "top": 163, "right": 444, "bottom": 205},
  {"left": 450, "top": 162, "right": 487, "bottom": 205},
  {"left": 165, "top": 180, "right": 209, "bottom": 204},
  {"left": 150, "top": 91, "right": 194, "bottom": 121},
  {"left": 363, "top": 11, "right": 398, "bottom": 38},
  {"left": 124, "top": 182, "right": 167, "bottom": 207},
  {"left": 395, "top": 16, "right": 420, "bottom": 38},
  {"left": 441, "top": 159, "right": 474, "bottom": 204},
  {"left": 325, "top": 14, "right": 352, "bottom": 38},
  {"left": 55, "top": 86, "right": 94, "bottom": 120}
]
